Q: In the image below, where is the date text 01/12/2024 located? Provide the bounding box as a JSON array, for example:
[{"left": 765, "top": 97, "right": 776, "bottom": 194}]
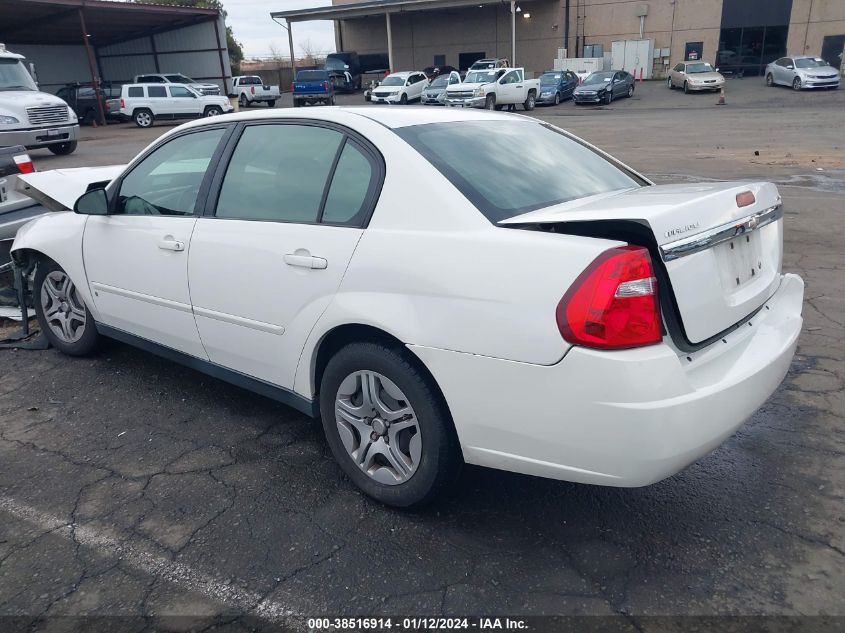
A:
[{"left": 306, "top": 617, "right": 528, "bottom": 630}]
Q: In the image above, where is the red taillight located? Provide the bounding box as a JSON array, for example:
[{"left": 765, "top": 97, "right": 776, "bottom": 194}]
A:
[
  {"left": 736, "top": 190, "right": 755, "bottom": 208},
  {"left": 556, "top": 245, "right": 661, "bottom": 350},
  {"left": 324, "top": 81, "right": 330, "bottom": 92},
  {"left": 291, "top": 82, "right": 295, "bottom": 92},
  {"left": 120, "top": 98, "right": 125, "bottom": 109},
  {"left": 13, "top": 153, "right": 34, "bottom": 174}
]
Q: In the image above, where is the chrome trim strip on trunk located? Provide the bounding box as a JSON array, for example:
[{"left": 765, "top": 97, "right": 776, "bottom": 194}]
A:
[{"left": 659, "top": 204, "right": 783, "bottom": 262}]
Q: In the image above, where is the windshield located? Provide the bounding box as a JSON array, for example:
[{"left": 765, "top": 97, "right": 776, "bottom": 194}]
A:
[
  {"left": 0, "top": 58, "right": 38, "bottom": 91},
  {"left": 686, "top": 63, "right": 713, "bottom": 73},
  {"left": 540, "top": 73, "right": 562, "bottom": 85},
  {"left": 429, "top": 75, "right": 451, "bottom": 88},
  {"left": 325, "top": 58, "right": 349, "bottom": 71},
  {"left": 465, "top": 70, "right": 497, "bottom": 84},
  {"left": 470, "top": 61, "right": 496, "bottom": 70},
  {"left": 165, "top": 74, "right": 195, "bottom": 84},
  {"left": 397, "top": 121, "right": 646, "bottom": 222},
  {"left": 381, "top": 75, "right": 406, "bottom": 86},
  {"left": 582, "top": 72, "right": 613, "bottom": 85},
  {"left": 795, "top": 58, "right": 827, "bottom": 68}
]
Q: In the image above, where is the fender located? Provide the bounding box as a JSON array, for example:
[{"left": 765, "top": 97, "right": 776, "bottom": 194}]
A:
[{"left": 11, "top": 211, "right": 101, "bottom": 322}]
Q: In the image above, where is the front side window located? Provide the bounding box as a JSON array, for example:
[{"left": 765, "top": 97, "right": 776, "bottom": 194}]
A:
[
  {"left": 116, "top": 128, "right": 225, "bottom": 216},
  {"left": 169, "top": 86, "right": 194, "bottom": 98},
  {"left": 216, "top": 124, "right": 344, "bottom": 223},
  {"left": 148, "top": 86, "right": 167, "bottom": 98},
  {"left": 397, "top": 120, "right": 646, "bottom": 223}
]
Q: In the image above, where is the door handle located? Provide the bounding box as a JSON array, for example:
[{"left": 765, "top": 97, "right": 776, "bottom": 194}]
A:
[
  {"left": 284, "top": 253, "right": 327, "bottom": 269},
  {"left": 158, "top": 237, "right": 185, "bottom": 251},
  {"left": 516, "top": 85, "right": 523, "bottom": 88}
]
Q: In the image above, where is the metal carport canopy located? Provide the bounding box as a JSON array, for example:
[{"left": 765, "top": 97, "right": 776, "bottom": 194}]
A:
[{"left": 270, "top": 0, "right": 533, "bottom": 72}]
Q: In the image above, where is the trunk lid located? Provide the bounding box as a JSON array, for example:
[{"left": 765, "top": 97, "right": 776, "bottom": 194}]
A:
[
  {"left": 501, "top": 182, "right": 783, "bottom": 344},
  {"left": 15, "top": 165, "right": 125, "bottom": 211}
]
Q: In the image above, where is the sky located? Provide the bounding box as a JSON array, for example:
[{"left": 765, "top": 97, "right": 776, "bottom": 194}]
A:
[{"left": 223, "top": 0, "right": 337, "bottom": 59}]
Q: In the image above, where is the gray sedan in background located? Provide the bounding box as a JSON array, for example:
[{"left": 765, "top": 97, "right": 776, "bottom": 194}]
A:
[
  {"left": 421, "top": 71, "right": 461, "bottom": 105},
  {"left": 766, "top": 56, "right": 840, "bottom": 90}
]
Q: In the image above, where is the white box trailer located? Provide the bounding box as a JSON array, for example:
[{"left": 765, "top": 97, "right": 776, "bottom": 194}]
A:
[
  {"left": 611, "top": 39, "right": 655, "bottom": 79},
  {"left": 552, "top": 57, "right": 605, "bottom": 80}
]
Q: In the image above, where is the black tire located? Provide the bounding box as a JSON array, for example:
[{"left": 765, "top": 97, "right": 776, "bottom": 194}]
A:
[
  {"left": 47, "top": 141, "right": 77, "bottom": 156},
  {"left": 239, "top": 94, "right": 249, "bottom": 108},
  {"left": 319, "top": 342, "right": 462, "bottom": 508},
  {"left": 329, "top": 95, "right": 336, "bottom": 105},
  {"left": 604, "top": 90, "right": 612, "bottom": 104},
  {"left": 792, "top": 77, "right": 801, "bottom": 91},
  {"left": 484, "top": 94, "right": 496, "bottom": 110},
  {"left": 668, "top": 77, "right": 674, "bottom": 89},
  {"left": 399, "top": 93, "right": 408, "bottom": 105},
  {"left": 627, "top": 84, "right": 634, "bottom": 98},
  {"left": 683, "top": 81, "right": 690, "bottom": 94},
  {"left": 554, "top": 92, "right": 560, "bottom": 105},
  {"left": 766, "top": 73, "right": 774, "bottom": 87},
  {"left": 523, "top": 91, "right": 536, "bottom": 111},
  {"left": 34, "top": 259, "right": 100, "bottom": 357},
  {"left": 204, "top": 106, "right": 223, "bottom": 117},
  {"left": 133, "top": 109, "right": 153, "bottom": 128},
  {"left": 293, "top": 99, "right": 300, "bottom": 108},
  {"left": 267, "top": 100, "right": 276, "bottom": 108}
]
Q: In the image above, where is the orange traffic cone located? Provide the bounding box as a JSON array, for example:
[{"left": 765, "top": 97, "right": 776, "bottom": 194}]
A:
[{"left": 717, "top": 86, "right": 726, "bottom": 105}]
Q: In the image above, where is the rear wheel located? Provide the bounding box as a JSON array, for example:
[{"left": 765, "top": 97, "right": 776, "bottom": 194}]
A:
[
  {"left": 319, "top": 342, "right": 461, "bottom": 508},
  {"left": 766, "top": 73, "right": 774, "bottom": 87},
  {"left": 239, "top": 94, "right": 249, "bottom": 108},
  {"left": 47, "top": 141, "right": 77, "bottom": 155},
  {"left": 34, "top": 260, "right": 100, "bottom": 356},
  {"left": 133, "top": 109, "right": 153, "bottom": 128},
  {"left": 792, "top": 77, "right": 802, "bottom": 91},
  {"left": 523, "top": 91, "right": 536, "bottom": 111},
  {"left": 204, "top": 106, "right": 223, "bottom": 117},
  {"left": 267, "top": 99, "right": 276, "bottom": 108}
]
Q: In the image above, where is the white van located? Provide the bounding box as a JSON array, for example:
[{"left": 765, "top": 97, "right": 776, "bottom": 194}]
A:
[
  {"left": 0, "top": 44, "right": 79, "bottom": 155},
  {"left": 118, "top": 83, "right": 233, "bottom": 128}
]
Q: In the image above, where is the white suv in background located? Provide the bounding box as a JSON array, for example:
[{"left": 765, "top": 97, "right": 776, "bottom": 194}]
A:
[
  {"left": 118, "top": 84, "right": 232, "bottom": 128},
  {"left": 370, "top": 71, "right": 429, "bottom": 104}
]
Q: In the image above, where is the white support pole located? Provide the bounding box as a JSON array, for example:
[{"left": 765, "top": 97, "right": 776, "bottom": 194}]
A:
[
  {"left": 386, "top": 12, "right": 394, "bottom": 72},
  {"left": 287, "top": 19, "right": 296, "bottom": 77},
  {"left": 510, "top": 1, "right": 516, "bottom": 66}
]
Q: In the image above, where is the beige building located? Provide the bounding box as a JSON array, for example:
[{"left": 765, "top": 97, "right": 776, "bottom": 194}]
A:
[{"left": 272, "top": 0, "right": 845, "bottom": 77}]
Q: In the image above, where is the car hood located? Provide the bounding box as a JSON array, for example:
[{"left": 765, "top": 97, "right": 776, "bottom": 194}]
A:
[
  {"left": 446, "top": 82, "right": 488, "bottom": 92},
  {"left": 687, "top": 72, "right": 724, "bottom": 81},
  {"left": 0, "top": 91, "right": 69, "bottom": 109},
  {"left": 16, "top": 165, "right": 125, "bottom": 211},
  {"left": 798, "top": 66, "right": 839, "bottom": 76},
  {"left": 574, "top": 83, "right": 609, "bottom": 92}
]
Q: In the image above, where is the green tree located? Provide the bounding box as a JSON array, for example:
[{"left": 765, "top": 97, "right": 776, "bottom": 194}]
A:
[{"left": 137, "top": 0, "right": 243, "bottom": 74}]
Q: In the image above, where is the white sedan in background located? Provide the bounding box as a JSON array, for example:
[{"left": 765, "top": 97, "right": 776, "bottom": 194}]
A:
[
  {"left": 370, "top": 71, "right": 429, "bottom": 104},
  {"left": 11, "top": 107, "right": 803, "bottom": 507},
  {"left": 765, "top": 56, "right": 840, "bottom": 90}
]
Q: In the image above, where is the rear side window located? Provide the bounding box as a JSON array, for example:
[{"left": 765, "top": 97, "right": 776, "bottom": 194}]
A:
[
  {"left": 322, "top": 141, "right": 375, "bottom": 226},
  {"left": 128, "top": 86, "right": 143, "bottom": 97},
  {"left": 397, "top": 120, "right": 646, "bottom": 222},
  {"left": 148, "top": 86, "right": 166, "bottom": 98},
  {"left": 216, "top": 124, "right": 344, "bottom": 223}
]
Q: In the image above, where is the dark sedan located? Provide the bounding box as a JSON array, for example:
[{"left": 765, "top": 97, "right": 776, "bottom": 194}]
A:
[
  {"left": 573, "top": 70, "right": 635, "bottom": 105},
  {"left": 537, "top": 70, "right": 579, "bottom": 105}
]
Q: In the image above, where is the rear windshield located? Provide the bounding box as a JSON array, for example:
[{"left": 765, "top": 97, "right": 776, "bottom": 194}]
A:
[
  {"left": 396, "top": 120, "right": 646, "bottom": 222},
  {"left": 297, "top": 71, "right": 329, "bottom": 81}
]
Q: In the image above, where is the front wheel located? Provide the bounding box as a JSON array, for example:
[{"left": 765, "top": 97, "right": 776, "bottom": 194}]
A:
[
  {"left": 766, "top": 73, "right": 774, "bottom": 87},
  {"left": 523, "top": 92, "right": 536, "bottom": 111},
  {"left": 484, "top": 94, "right": 496, "bottom": 110},
  {"left": 683, "top": 81, "right": 690, "bottom": 94},
  {"left": 204, "top": 106, "right": 223, "bottom": 117},
  {"left": 399, "top": 93, "right": 408, "bottom": 105},
  {"left": 319, "top": 342, "right": 461, "bottom": 508},
  {"left": 667, "top": 77, "right": 673, "bottom": 89},
  {"left": 266, "top": 100, "right": 276, "bottom": 108},
  {"left": 604, "top": 91, "right": 612, "bottom": 104},
  {"left": 34, "top": 260, "right": 100, "bottom": 356},
  {"left": 793, "top": 77, "right": 802, "bottom": 91},
  {"left": 47, "top": 141, "right": 77, "bottom": 155},
  {"left": 627, "top": 84, "right": 634, "bottom": 98}
]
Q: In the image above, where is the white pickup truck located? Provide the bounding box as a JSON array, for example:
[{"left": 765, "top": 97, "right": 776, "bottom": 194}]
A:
[
  {"left": 445, "top": 67, "right": 539, "bottom": 111},
  {"left": 232, "top": 75, "right": 280, "bottom": 108},
  {"left": 0, "top": 44, "right": 79, "bottom": 155}
]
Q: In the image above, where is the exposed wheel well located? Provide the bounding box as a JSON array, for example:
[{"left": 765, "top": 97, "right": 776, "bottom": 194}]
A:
[{"left": 312, "top": 324, "right": 453, "bottom": 425}]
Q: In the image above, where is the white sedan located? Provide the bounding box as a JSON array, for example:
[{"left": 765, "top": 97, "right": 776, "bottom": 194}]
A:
[{"left": 11, "top": 107, "right": 804, "bottom": 508}]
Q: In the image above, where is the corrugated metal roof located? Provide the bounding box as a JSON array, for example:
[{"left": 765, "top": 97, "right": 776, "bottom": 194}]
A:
[{"left": 271, "top": 0, "right": 521, "bottom": 22}]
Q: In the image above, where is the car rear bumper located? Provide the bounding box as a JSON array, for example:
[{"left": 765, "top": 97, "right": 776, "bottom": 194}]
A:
[
  {"left": 410, "top": 273, "right": 804, "bottom": 487},
  {"left": 0, "top": 125, "right": 79, "bottom": 149}
]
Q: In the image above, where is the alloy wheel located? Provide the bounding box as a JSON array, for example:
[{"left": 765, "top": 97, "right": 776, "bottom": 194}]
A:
[
  {"left": 334, "top": 370, "right": 422, "bottom": 485},
  {"left": 40, "top": 271, "right": 86, "bottom": 344},
  {"left": 135, "top": 111, "right": 152, "bottom": 127},
  {"left": 793, "top": 77, "right": 801, "bottom": 90}
]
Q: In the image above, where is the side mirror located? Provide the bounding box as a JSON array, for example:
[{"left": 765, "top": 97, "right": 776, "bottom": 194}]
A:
[
  {"left": 715, "top": 68, "right": 720, "bottom": 72},
  {"left": 74, "top": 188, "right": 108, "bottom": 215},
  {"left": 787, "top": 65, "right": 794, "bottom": 70}
]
